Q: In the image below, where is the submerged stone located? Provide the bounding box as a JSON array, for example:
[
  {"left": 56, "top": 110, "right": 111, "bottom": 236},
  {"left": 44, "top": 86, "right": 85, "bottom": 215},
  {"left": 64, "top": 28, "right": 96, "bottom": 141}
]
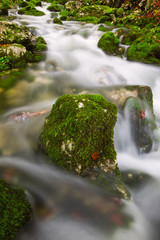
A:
[{"left": 39, "top": 94, "right": 117, "bottom": 175}]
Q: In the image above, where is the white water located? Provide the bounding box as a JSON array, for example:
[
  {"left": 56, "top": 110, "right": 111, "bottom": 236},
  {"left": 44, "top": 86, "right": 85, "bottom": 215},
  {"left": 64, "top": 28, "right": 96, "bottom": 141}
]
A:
[{"left": 1, "top": 2, "right": 160, "bottom": 239}]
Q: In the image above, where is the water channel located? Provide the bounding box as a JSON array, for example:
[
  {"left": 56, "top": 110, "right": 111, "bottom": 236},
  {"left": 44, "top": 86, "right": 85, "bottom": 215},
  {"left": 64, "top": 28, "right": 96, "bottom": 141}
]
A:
[{"left": 1, "top": 2, "right": 160, "bottom": 240}]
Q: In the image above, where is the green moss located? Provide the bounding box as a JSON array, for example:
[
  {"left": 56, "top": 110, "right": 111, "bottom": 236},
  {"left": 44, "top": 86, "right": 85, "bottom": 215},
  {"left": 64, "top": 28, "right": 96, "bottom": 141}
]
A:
[
  {"left": 98, "top": 24, "right": 110, "bottom": 32},
  {"left": 53, "top": 17, "right": 63, "bottom": 25},
  {"left": 76, "top": 16, "right": 99, "bottom": 24},
  {"left": 127, "top": 28, "right": 160, "bottom": 65},
  {"left": 0, "top": 69, "right": 25, "bottom": 90},
  {"left": 18, "top": 6, "right": 45, "bottom": 16},
  {"left": 47, "top": 3, "right": 61, "bottom": 12},
  {"left": 98, "top": 32, "right": 120, "bottom": 55},
  {"left": 102, "top": 5, "right": 114, "bottom": 16},
  {"left": 35, "top": 36, "right": 47, "bottom": 51},
  {"left": 0, "top": 56, "right": 11, "bottom": 71},
  {"left": 98, "top": 16, "right": 110, "bottom": 23},
  {"left": 39, "top": 94, "right": 117, "bottom": 175},
  {"left": 116, "top": 7, "right": 124, "bottom": 16},
  {"left": 123, "top": 29, "right": 141, "bottom": 45},
  {"left": 0, "top": 179, "right": 31, "bottom": 240},
  {"left": 19, "top": 1, "right": 28, "bottom": 8},
  {"left": 59, "top": 9, "right": 69, "bottom": 18}
]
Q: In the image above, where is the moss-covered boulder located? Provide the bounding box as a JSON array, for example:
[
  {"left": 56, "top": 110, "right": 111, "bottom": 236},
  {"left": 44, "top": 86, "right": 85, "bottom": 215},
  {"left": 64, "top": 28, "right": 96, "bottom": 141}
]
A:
[
  {"left": 18, "top": 4, "right": 45, "bottom": 16},
  {"left": 98, "top": 32, "right": 120, "bottom": 55},
  {"left": 0, "top": 21, "right": 37, "bottom": 50},
  {"left": 34, "top": 36, "right": 47, "bottom": 51},
  {"left": 47, "top": 3, "right": 61, "bottom": 12},
  {"left": 0, "top": 179, "right": 31, "bottom": 240},
  {"left": 0, "top": 43, "right": 31, "bottom": 68},
  {"left": 39, "top": 94, "right": 117, "bottom": 175},
  {"left": 53, "top": 17, "right": 63, "bottom": 25},
  {"left": 0, "top": 21, "right": 47, "bottom": 70}
]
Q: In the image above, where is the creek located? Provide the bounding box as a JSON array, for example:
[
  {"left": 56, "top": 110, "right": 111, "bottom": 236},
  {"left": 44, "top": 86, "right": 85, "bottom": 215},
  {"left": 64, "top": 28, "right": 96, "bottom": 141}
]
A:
[{"left": 1, "top": 2, "right": 160, "bottom": 240}]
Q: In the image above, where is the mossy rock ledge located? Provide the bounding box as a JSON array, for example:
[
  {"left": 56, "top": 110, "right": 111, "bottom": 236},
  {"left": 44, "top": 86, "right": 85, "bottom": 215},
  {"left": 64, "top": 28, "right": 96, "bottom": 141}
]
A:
[
  {"left": 0, "top": 20, "right": 47, "bottom": 71},
  {"left": 39, "top": 94, "right": 130, "bottom": 199}
]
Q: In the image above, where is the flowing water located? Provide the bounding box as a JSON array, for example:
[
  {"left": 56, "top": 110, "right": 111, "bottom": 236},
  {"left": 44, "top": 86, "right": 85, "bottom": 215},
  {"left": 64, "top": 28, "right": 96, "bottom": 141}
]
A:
[{"left": 1, "top": 2, "right": 160, "bottom": 239}]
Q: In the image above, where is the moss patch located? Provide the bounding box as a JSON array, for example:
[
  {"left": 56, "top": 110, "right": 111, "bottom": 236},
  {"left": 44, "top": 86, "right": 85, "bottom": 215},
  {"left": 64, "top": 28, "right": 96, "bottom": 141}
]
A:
[
  {"left": 18, "top": 6, "right": 45, "bottom": 16},
  {"left": 39, "top": 94, "right": 117, "bottom": 175},
  {"left": 34, "top": 36, "right": 47, "bottom": 51},
  {"left": 127, "top": 27, "right": 160, "bottom": 65},
  {"left": 47, "top": 3, "right": 61, "bottom": 12},
  {"left": 0, "top": 179, "right": 31, "bottom": 240}
]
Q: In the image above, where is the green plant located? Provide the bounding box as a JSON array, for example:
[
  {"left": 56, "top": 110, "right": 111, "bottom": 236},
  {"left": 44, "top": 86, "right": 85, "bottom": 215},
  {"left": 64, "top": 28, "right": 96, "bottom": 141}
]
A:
[{"left": 0, "top": 56, "right": 10, "bottom": 71}]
